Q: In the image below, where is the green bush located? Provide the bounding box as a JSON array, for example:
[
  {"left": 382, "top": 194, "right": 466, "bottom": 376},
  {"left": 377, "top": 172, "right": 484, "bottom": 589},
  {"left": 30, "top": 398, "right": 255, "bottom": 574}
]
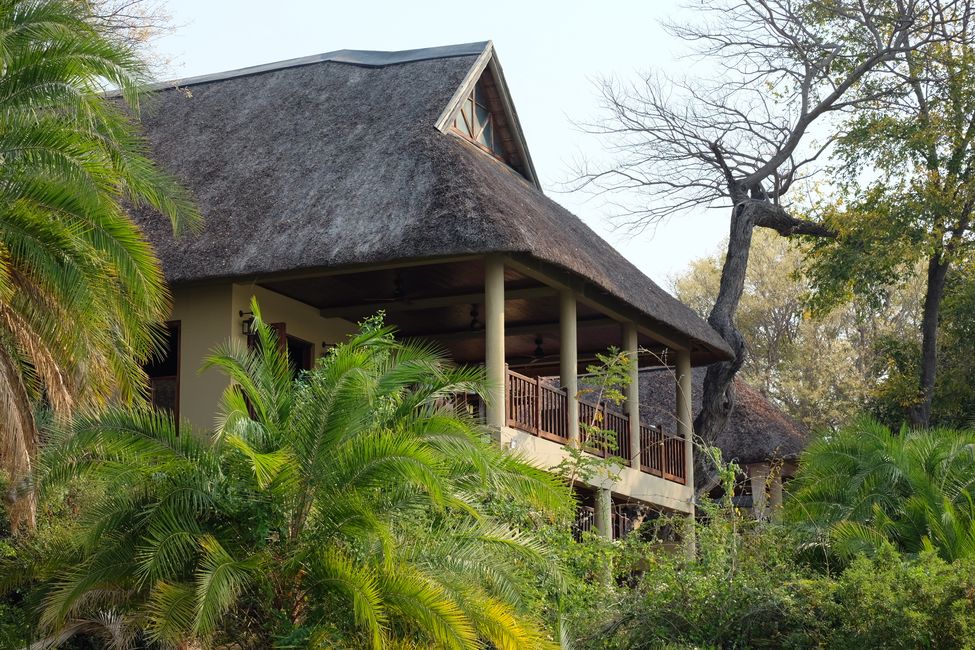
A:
[
  {"left": 787, "top": 418, "right": 975, "bottom": 562},
  {"left": 558, "top": 508, "right": 975, "bottom": 649},
  {"left": 781, "top": 547, "right": 975, "bottom": 649}
]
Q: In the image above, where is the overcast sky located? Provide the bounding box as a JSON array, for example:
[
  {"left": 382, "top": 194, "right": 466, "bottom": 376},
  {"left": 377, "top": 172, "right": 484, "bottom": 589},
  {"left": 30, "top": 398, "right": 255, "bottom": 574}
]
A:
[{"left": 149, "top": 0, "right": 729, "bottom": 290}]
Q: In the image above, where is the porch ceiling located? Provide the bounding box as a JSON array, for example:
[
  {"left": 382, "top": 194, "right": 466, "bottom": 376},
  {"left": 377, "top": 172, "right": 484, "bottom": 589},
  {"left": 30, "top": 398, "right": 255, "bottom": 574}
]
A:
[{"left": 258, "top": 258, "right": 675, "bottom": 373}]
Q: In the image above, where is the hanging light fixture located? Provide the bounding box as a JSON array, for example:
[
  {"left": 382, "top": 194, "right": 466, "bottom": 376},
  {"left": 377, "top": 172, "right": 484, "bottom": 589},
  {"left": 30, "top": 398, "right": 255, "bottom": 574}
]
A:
[
  {"left": 534, "top": 336, "right": 545, "bottom": 359},
  {"left": 469, "top": 304, "right": 482, "bottom": 331},
  {"left": 239, "top": 310, "right": 255, "bottom": 336}
]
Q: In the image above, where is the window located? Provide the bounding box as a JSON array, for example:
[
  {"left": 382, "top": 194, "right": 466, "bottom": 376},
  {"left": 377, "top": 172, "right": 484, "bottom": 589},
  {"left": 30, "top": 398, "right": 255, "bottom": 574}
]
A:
[
  {"left": 286, "top": 335, "right": 314, "bottom": 376},
  {"left": 145, "top": 322, "right": 180, "bottom": 417},
  {"left": 452, "top": 78, "right": 505, "bottom": 159},
  {"left": 248, "top": 322, "right": 315, "bottom": 378}
]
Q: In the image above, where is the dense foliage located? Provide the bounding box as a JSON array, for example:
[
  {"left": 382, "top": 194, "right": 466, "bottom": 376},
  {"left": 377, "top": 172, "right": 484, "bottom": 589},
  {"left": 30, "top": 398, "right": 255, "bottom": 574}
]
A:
[
  {"left": 802, "top": 4, "right": 975, "bottom": 427},
  {"left": 673, "top": 230, "right": 924, "bottom": 431},
  {"left": 562, "top": 519, "right": 975, "bottom": 649},
  {"left": 0, "top": 0, "right": 198, "bottom": 533},
  {"left": 3, "top": 307, "right": 570, "bottom": 648},
  {"left": 787, "top": 418, "right": 975, "bottom": 562}
]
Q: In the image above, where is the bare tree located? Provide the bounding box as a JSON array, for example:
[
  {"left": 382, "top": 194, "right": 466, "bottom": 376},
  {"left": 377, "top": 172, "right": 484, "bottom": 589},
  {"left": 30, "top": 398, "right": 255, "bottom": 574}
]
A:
[
  {"left": 572, "top": 0, "right": 960, "bottom": 488},
  {"left": 78, "top": 0, "right": 174, "bottom": 70}
]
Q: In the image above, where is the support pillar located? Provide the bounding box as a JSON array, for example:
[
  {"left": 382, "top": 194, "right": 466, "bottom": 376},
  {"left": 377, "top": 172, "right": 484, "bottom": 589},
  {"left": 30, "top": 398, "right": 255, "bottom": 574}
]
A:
[
  {"left": 484, "top": 256, "right": 506, "bottom": 430},
  {"left": 623, "top": 323, "right": 641, "bottom": 469},
  {"left": 770, "top": 466, "right": 784, "bottom": 516},
  {"left": 676, "top": 349, "right": 695, "bottom": 554},
  {"left": 676, "top": 350, "right": 694, "bottom": 492},
  {"left": 750, "top": 463, "right": 769, "bottom": 520},
  {"left": 560, "top": 290, "right": 579, "bottom": 443},
  {"left": 594, "top": 487, "right": 613, "bottom": 540}
]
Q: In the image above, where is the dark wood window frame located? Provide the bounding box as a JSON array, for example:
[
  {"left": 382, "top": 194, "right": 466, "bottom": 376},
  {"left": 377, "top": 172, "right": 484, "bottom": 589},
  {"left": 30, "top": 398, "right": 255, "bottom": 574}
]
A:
[
  {"left": 286, "top": 333, "right": 315, "bottom": 375},
  {"left": 450, "top": 77, "right": 510, "bottom": 163},
  {"left": 248, "top": 322, "right": 315, "bottom": 376},
  {"left": 147, "top": 320, "right": 180, "bottom": 422}
]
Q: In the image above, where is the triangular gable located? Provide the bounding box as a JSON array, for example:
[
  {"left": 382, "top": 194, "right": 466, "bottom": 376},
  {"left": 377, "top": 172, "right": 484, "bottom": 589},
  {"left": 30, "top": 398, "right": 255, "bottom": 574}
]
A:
[{"left": 434, "top": 42, "right": 540, "bottom": 187}]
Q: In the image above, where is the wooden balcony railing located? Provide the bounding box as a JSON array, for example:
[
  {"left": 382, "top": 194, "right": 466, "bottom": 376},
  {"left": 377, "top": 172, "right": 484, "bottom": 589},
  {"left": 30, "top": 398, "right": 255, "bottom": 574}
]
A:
[{"left": 503, "top": 368, "right": 686, "bottom": 485}]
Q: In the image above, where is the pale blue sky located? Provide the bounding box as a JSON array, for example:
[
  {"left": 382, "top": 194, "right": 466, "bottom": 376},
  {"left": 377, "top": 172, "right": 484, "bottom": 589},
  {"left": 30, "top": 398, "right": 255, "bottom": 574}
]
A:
[{"left": 149, "top": 0, "right": 728, "bottom": 289}]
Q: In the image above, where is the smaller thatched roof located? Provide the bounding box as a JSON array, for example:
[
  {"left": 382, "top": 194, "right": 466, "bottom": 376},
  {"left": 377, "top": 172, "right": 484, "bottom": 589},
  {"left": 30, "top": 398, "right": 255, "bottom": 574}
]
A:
[{"left": 638, "top": 368, "right": 808, "bottom": 466}]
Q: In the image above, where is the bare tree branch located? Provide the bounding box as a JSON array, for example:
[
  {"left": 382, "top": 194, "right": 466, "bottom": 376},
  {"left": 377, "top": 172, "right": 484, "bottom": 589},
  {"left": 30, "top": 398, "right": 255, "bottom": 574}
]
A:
[{"left": 570, "top": 0, "right": 967, "bottom": 488}]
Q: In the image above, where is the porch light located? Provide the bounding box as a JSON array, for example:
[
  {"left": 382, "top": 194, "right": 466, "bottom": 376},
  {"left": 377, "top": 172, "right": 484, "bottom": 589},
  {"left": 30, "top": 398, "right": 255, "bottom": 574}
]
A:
[
  {"left": 239, "top": 310, "right": 255, "bottom": 336},
  {"left": 534, "top": 336, "right": 545, "bottom": 359},
  {"left": 469, "top": 304, "right": 482, "bottom": 331}
]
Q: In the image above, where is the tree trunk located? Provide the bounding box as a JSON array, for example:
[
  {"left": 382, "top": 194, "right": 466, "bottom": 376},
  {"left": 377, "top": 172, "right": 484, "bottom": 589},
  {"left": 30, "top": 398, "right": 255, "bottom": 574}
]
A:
[
  {"left": 0, "top": 349, "right": 39, "bottom": 535},
  {"left": 694, "top": 199, "right": 755, "bottom": 488},
  {"left": 908, "top": 253, "right": 950, "bottom": 428}
]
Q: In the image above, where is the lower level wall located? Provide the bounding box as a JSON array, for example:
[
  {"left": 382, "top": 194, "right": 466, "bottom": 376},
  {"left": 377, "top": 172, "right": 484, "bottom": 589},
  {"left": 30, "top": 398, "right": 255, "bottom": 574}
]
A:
[{"left": 497, "top": 426, "right": 694, "bottom": 514}]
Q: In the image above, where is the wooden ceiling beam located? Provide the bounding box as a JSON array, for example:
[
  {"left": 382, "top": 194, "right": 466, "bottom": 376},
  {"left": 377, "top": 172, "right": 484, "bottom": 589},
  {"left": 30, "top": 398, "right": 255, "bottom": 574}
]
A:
[
  {"left": 402, "top": 316, "right": 617, "bottom": 342},
  {"left": 319, "top": 286, "right": 554, "bottom": 319}
]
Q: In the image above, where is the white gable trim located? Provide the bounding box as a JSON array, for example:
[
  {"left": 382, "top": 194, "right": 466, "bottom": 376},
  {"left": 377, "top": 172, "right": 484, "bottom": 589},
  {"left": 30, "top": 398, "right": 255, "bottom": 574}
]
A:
[{"left": 434, "top": 41, "right": 541, "bottom": 189}]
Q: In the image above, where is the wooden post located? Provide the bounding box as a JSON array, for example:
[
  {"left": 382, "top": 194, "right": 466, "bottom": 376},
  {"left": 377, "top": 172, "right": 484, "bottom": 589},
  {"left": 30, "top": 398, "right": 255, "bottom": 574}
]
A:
[
  {"left": 676, "top": 350, "right": 693, "bottom": 487},
  {"left": 676, "top": 349, "right": 695, "bottom": 554},
  {"left": 534, "top": 377, "right": 542, "bottom": 435},
  {"left": 770, "top": 471, "right": 783, "bottom": 520},
  {"left": 623, "top": 323, "right": 641, "bottom": 470},
  {"left": 560, "top": 290, "right": 579, "bottom": 443},
  {"left": 485, "top": 256, "right": 506, "bottom": 430},
  {"left": 751, "top": 463, "right": 770, "bottom": 520}
]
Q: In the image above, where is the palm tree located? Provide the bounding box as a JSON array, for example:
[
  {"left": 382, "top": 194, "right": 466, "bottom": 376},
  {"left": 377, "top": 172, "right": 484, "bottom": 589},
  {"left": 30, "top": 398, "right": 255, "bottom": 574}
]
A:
[
  {"left": 787, "top": 417, "right": 975, "bottom": 562},
  {"left": 30, "top": 304, "right": 568, "bottom": 648},
  {"left": 0, "top": 0, "right": 198, "bottom": 532}
]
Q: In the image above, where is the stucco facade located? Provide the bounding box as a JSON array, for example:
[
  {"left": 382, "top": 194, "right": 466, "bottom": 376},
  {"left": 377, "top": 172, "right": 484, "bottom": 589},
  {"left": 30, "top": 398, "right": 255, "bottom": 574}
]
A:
[{"left": 167, "top": 283, "right": 355, "bottom": 432}]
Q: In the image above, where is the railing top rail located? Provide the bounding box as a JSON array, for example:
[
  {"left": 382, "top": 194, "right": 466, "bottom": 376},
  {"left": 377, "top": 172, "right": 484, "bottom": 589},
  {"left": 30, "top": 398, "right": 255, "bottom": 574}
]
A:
[
  {"left": 505, "top": 367, "right": 539, "bottom": 383},
  {"left": 505, "top": 367, "right": 684, "bottom": 440}
]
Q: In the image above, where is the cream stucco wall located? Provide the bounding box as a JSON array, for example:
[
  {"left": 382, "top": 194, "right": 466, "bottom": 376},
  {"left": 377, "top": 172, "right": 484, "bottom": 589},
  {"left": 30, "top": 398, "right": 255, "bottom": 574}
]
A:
[
  {"left": 169, "top": 283, "right": 356, "bottom": 431},
  {"left": 169, "top": 284, "right": 235, "bottom": 431},
  {"left": 230, "top": 283, "right": 355, "bottom": 353}
]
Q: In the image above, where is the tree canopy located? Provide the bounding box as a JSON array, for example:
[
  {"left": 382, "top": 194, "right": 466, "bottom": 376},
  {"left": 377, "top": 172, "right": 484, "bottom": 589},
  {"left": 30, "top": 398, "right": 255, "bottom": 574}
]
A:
[{"left": 673, "top": 230, "right": 924, "bottom": 430}]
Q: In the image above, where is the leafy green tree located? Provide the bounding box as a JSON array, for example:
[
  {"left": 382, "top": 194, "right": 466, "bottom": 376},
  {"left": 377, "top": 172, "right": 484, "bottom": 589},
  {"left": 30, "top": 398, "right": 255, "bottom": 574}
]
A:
[
  {"left": 573, "top": 1, "right": 941, "bottom": 450},
  {"left": 0, "top": 0, "right": 198, "bottom": 533},
  {"left": 24, "top": 305, "right": 567, "bottom": 648},
  {"left": 554, "top": 347, "right": 632, "bottom": 489},
  {"left": 787, "top": 418, "right": 975, "bottom": 562},
  {"left": 674, "top": 230, "right": 922, "bottom": 431},
  {"left": 805, "top": 7, "right": 975, "bottom": 427}
]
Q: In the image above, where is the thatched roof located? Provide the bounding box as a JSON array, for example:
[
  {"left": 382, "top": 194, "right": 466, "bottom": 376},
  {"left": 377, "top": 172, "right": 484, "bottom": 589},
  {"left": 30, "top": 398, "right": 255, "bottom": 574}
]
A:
[
  {"left": 638, "top": 368, "right": 808, "bottom": 465},
  {"left": 132, "top": 41, "right": 731, "bottom": 358}
]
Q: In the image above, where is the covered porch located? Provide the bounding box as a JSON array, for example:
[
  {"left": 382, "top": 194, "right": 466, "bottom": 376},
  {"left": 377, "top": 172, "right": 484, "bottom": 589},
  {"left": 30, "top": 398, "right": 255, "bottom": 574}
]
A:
[{"left": 249, "top": 253, "right": 708, "bottom": 513}]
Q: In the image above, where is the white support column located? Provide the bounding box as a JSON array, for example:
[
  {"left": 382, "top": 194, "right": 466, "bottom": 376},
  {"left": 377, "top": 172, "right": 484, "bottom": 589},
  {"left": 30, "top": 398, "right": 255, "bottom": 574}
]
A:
[
  {"left": 560, "top": 290, "right": 579, "bottom": 443},
  {"left": 623, "top": 323, "right": 641, "bottom": 470},
  {"left": 484, "top": 256, "right": 506, "bottom": 430},
  {"left": 594, "top": 487, "right": 613, "bottom": 540},
  {"left": 676, "top": 349, "right": 695, "bottom": 554},
  {"left": 750, "top": 463, "right": 770, "bottom": 520}
]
